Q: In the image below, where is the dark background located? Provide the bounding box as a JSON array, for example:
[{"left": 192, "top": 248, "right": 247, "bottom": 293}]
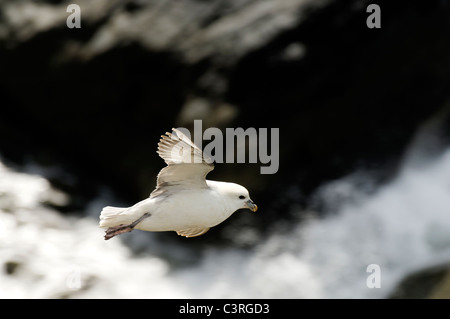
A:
[{"left": 1, "top": 0, "right": 450, "bottom": 240}]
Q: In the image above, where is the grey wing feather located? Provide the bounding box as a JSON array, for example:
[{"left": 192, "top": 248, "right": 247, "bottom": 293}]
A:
[
  {"left": 157, "top": 128, "right": 213, "bottom": 165},
  {"left": 150, "top": 128, "right": 214, "bottom": 198},
  {"left": 176, "top": 227, "right": 210, "bottom": 237}
]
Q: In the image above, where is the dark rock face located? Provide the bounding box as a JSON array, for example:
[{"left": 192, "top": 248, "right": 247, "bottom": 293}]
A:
[
  {"left": 0, "top": 0, "right": 450, "bottom": 232},
  {"left": 390, "top": 264, "right": 450, "bottom": 299}
]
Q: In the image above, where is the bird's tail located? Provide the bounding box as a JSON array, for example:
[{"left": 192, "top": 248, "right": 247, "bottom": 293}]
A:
[{"left": 99, "top": 206, "right": 129, "bottom": 228}]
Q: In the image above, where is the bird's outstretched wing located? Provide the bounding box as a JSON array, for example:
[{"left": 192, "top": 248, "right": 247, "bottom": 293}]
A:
[{"left": 150, "top": 128, "right": 214, "bottom": 198}]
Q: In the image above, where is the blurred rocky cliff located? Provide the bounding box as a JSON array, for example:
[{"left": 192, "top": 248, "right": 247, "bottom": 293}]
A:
[
  {"left": 2, "top": 0, "right": 450, "bottom": 299},
  {"left": 1, "top": 0, "right": 450, "bottom": 234}
]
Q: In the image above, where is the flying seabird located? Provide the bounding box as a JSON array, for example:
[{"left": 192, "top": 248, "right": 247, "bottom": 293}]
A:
[{"left": 99, "top": 128, "right": 258, "bottom": 240}]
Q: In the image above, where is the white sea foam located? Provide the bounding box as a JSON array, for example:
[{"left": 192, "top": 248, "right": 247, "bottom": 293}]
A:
[{"left": 1, "top": 135, "right": 450, "bottom": 298}]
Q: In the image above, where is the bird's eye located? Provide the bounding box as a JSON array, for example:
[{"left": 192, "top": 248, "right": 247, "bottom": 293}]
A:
[{"left": 239, "top": 195, "right": 245, "bottom": 200}]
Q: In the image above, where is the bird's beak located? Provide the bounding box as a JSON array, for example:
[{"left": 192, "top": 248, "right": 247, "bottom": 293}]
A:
[{"left": 245, "top": 199, "right": 258, "bottom": 212}]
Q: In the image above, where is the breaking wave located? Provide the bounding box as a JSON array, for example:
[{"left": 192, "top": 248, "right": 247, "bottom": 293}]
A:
[{"left": 1, "top": 126, "right": 450, "bottom": 298}]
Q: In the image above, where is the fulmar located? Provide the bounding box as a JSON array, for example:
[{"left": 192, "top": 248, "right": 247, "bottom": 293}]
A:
[{"left": 99, "top": 128, "right": 258, "bottom": 240}]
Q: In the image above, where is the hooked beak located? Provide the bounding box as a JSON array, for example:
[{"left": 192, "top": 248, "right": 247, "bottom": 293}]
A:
[{"left": 245, "top": 199, "right": 258, "bottom": 212}]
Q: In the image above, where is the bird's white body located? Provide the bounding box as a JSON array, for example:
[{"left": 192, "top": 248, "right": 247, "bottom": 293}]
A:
[{"left": 100, "top": 180, "right": 256, "bottom": 237}]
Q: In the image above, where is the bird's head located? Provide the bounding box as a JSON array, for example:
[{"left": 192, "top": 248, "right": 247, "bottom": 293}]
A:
[{"left": 209, "top": 181, "right": 258, "bottom": 213}]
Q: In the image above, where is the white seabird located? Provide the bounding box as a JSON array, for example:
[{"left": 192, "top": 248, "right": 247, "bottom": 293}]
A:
[{"left": 99, "top": 128, "right": 258, "bottom": 240}]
